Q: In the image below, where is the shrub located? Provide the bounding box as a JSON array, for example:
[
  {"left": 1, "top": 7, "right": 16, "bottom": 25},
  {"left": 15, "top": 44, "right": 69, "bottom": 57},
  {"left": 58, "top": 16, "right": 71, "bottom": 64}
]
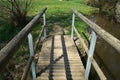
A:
[{"left": 0, "top": 0, "right": 31, "bottom": 27}]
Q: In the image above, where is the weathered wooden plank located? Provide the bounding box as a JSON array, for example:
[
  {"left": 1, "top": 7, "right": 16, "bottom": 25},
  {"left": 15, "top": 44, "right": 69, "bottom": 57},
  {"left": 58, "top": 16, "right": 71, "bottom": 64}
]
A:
[
  {"left": 74, "top": 26, "right": 88, "bottom": 54},
  {"left": 64, "top": 35, "right": 85, "bottom": 79},
  {"left": 21, "top": 56, "right": 34, "bottom": 80},
  {"left": 36, "top": 36, "right": 52, "bottom": 75},
  {"left": 36, "top": 35, "right": 85, "bottom": 80},
  {"left": 91, "top": 57, "right": 107, "bottom": 80}
]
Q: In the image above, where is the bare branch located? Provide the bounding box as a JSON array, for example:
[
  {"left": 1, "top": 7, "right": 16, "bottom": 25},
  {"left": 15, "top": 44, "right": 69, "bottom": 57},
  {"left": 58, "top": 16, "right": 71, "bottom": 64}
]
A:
[{"left": 0, "top": 0, "right": 31, "bottom": 26}]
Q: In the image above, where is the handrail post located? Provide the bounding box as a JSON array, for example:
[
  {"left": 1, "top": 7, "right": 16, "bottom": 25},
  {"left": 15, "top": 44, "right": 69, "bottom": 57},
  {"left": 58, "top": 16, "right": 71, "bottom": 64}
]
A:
[
  {"left": 28, "top": 33, "right": 36, "bottom": 80},
  {"left": 85, "top": 31, "right": 97, "bottom": 80},
  {"left": 71, "top": 13, "right": 75, "bottom": 39},
  {"left": 43, "top": 13, "right": 46, "bottom": 39}
]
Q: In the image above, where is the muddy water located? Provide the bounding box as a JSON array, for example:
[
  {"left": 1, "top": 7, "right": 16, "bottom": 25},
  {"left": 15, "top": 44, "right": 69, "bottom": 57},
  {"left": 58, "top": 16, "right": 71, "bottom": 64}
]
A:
[{"left": 92, "top": 14, "right": 120, "bottom": 80}]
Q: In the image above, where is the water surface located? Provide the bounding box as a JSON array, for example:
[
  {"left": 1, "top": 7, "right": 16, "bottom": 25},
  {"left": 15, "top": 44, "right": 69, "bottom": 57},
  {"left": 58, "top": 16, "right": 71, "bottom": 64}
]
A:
[{"left": 93, "top": 14, "right": 120, "bottom": 80}]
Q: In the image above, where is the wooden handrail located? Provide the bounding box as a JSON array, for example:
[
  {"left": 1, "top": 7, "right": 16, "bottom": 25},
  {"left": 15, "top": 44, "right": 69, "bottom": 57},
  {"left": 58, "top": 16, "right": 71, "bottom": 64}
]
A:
[
  {"left": 74, "top": 26, "right": 107, "bottom": 80},
  {"left": 21, "top": 24, "right": 45, "bottom": 80},
  {"left": 72, "top": 8, "right": 120, "bottom": 53},
  {"left": 0, "top": 7, "right": 47, "bottom": 72},
  {"left": 71, "top": 9, "right": 108, "bottom": 79},
  {"left": 21, "top": 56, "right": 34, "bottom": 80}
]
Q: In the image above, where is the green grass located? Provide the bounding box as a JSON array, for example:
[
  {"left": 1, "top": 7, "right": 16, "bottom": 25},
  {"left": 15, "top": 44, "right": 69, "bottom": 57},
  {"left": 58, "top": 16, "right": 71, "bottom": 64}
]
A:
[
  {"left": 28, "top": 0, "right": 97, "bottom": 36},
  {"left": 29, "top": 0, "right": 95, "bottom": 16}
]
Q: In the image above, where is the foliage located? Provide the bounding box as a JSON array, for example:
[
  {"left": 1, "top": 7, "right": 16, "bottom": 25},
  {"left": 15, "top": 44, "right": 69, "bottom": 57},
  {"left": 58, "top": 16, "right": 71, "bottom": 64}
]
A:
[
  {"left": 0, "top": 0, "right": 96, "bottom": 79},
  {"left": 0, "top": 0, "right": 31, "bottom": 27},
  {"left": 85, "top": 0, "right": 118, "bottom": 16}
]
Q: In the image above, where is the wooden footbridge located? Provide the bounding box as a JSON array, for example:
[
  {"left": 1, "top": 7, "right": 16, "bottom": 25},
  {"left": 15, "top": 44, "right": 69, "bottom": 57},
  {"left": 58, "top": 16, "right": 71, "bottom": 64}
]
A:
[{"left": 0, "top": 7, "right": 120, "bottom": 80}]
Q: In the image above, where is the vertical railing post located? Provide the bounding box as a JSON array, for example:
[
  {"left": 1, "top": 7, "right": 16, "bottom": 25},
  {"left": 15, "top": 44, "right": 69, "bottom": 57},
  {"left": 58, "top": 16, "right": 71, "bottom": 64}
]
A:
[
  {"left": 43, "top": 13, "right": 46, "bottom": 39},
  {"left": 28, "top": 33, "right": 36, "bottom": 80},
  {"left": 71, "top": 13, "right": 75, "bottom": 39},
  {"left": 85, "top": 31, "right": 97, "bottom": 80}
]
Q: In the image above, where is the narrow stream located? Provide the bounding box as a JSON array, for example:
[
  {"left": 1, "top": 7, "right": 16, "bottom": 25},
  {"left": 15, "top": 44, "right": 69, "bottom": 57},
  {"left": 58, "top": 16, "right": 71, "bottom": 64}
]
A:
[{"left": 92, "top": 14, "right": 120, "bottom": 80}]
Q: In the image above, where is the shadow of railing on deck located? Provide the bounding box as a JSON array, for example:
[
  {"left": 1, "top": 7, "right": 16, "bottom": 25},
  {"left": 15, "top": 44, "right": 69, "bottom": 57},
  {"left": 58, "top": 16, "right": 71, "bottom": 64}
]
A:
[
  {"left": 61, "top": 35, "right": 72, "bottom": 80},
  {"left": 37, "top": 35, "right": 74, "bottom": 80},
  {"left": 49, "top": 36, "right": 54, "bottom": 80}
]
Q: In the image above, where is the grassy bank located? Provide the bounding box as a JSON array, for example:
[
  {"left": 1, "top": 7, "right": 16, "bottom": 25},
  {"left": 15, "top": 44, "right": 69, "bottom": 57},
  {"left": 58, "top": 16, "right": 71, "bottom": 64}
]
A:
[
  {"left": 29, "top": 0, "right": 97, "bottom": 36},
  {"left": 0, "top": 0, "right": 96, "bottom": 79},
  {"left": 30, "top": 0, "right": 95, "bottom": 16}
]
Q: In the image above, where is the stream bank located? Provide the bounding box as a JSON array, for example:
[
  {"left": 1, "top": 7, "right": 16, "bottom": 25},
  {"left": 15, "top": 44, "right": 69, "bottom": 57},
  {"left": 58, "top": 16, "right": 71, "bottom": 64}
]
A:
[
  {"left": 85, "top": 0, "right": 120, "bottom": 23},
  {"left": 90, "top": 13, "right": 120, "bottom": 80}
]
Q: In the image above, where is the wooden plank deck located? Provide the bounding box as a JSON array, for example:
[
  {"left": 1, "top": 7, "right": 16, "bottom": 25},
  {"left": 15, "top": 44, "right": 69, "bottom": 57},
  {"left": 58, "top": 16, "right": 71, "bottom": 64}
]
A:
[{"left": 36, "top": 35, "right": 85, "bottom": 80}]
